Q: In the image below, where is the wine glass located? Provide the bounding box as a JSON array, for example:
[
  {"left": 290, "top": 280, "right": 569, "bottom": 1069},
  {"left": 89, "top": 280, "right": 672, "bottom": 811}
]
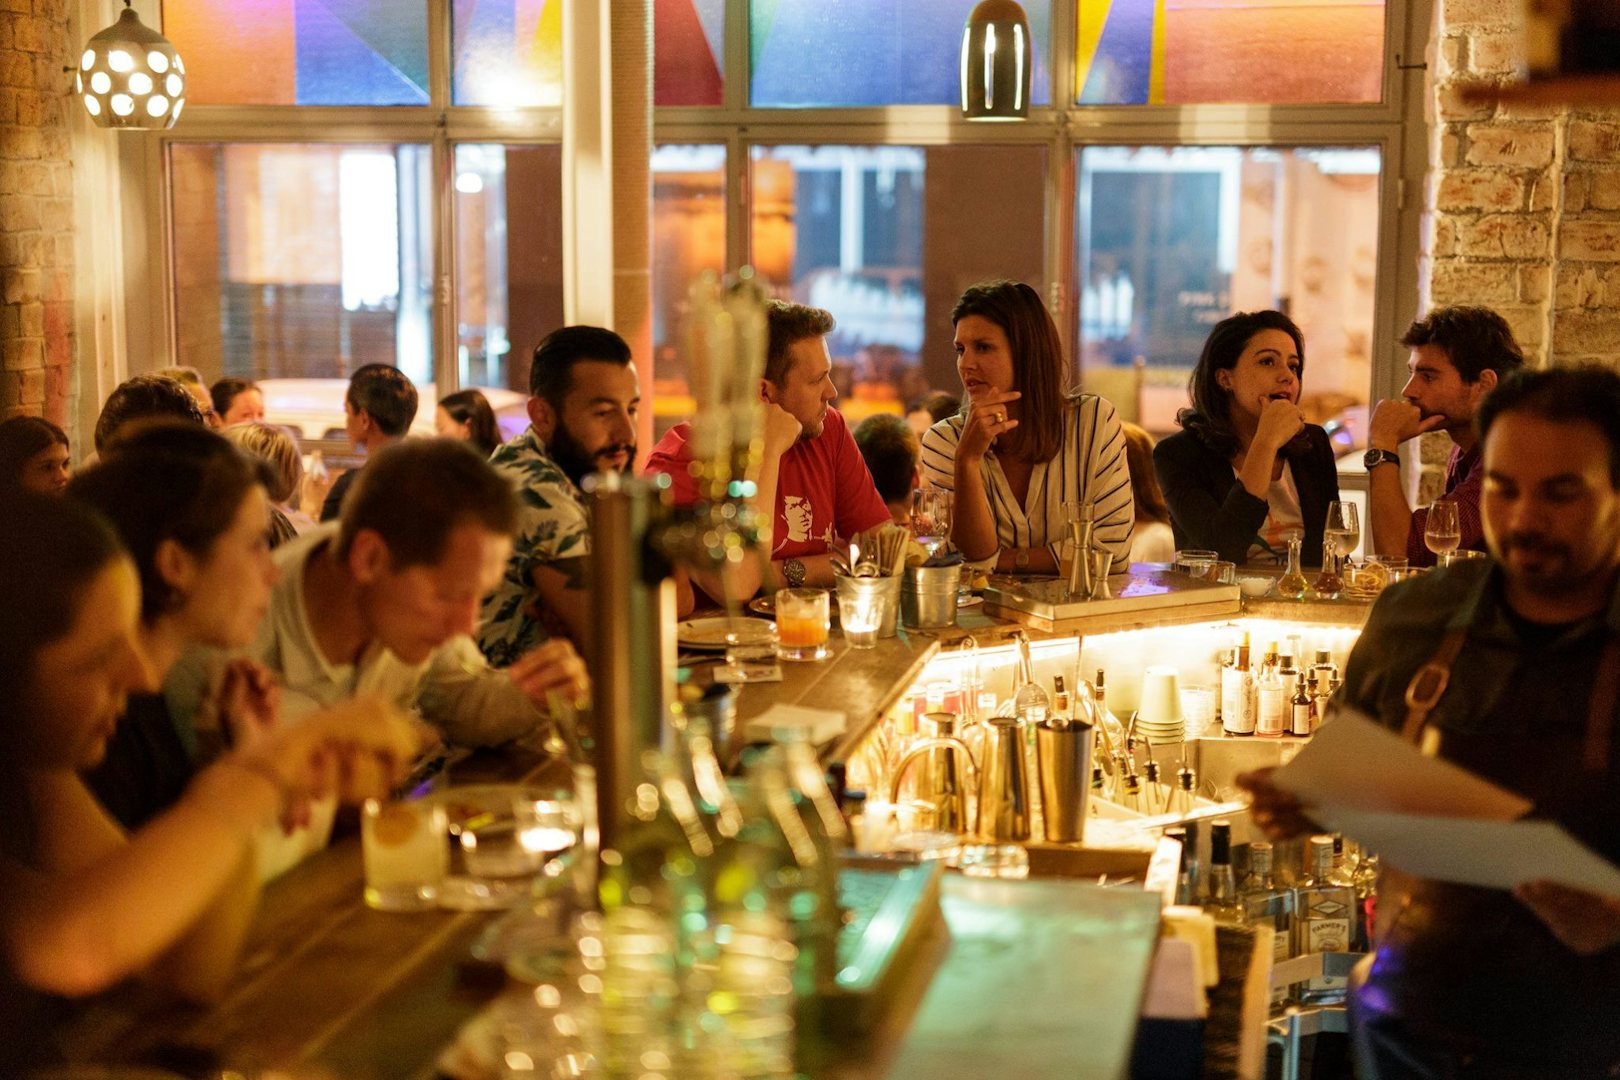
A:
[
  {"left": 1316, "top": 500, "right": 1360, "bottom": 593},
  {"left": 1424, "top": 499, "right": 1462, "bottom": 563},
  {"left": 1323, "top": 501, "right": 1360, "bottom": 565},
  {"left": 911, "top": 487, "right": 953, "bottom": 559}
]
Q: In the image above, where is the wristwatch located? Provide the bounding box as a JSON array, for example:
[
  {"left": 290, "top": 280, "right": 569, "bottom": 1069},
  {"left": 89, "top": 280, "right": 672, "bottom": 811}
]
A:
[
  {"left": 1363, "top": 448, "right": 1401, "bottom": 470},
  {"left": 783, "top": 557, "right": 807, "bottom": 588}
]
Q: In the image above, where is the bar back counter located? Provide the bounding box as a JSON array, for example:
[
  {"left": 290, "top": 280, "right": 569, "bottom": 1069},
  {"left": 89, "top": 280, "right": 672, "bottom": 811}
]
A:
[{"left": 51, "top": 568, "right": 1376, "bottom": 1080}]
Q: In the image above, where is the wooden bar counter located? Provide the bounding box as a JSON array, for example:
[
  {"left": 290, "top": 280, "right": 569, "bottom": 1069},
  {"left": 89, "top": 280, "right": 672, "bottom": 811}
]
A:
[{"left": 52, "top": 573, "right": 1372, "bottom": 1079}]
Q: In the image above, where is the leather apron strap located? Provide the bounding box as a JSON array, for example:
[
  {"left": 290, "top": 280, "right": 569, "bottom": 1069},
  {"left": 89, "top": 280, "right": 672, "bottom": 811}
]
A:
[{"left": 1401, "top": 627, "right": 1620, "bottom": 771}]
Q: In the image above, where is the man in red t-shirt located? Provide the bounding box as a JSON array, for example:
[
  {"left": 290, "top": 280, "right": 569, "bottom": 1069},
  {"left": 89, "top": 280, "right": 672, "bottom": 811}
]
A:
[{"left": 644, "top": 300, "right": 891, "bottom": 602}]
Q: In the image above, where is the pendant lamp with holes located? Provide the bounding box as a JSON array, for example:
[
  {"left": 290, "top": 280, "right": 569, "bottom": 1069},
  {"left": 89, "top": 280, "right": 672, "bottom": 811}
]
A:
[
  {"left": 960, "top": 0, "right": 1032, "bottom": 121},
  {"left": 77, "top": 3, "right": 186, "bottom": 129}
]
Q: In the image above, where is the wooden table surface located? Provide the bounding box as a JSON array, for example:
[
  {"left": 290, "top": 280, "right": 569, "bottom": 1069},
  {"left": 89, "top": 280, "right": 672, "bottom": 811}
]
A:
[
  {"left": 58, "top": 747, "right": 566, "bottom": 1080},
  {"left": 54, "top": 600, "right": 1170, "bottom": 1080}
]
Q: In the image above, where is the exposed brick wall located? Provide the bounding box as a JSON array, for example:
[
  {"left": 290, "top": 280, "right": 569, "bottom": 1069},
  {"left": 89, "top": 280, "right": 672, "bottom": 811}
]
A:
[
  {"left": 0, "top": 0, "right": 73, "bottom": 424},
  {"left": 1415, "top": 0, "right": 1620, "bottom": 500}
]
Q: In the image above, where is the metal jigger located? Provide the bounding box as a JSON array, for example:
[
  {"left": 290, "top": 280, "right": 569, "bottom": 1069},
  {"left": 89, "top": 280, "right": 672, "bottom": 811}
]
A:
[{"left": 1064, "top": 500, "right": 1097, "bottom": 599}]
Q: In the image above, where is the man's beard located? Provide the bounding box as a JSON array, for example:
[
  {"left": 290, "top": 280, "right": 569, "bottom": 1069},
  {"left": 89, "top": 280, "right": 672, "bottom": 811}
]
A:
[{"left": 549, "top": 423, "right": 635, "bottom": 489}]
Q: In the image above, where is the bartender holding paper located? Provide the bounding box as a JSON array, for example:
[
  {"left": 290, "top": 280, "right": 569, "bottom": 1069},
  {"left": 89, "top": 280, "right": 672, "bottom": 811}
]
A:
[{"left": 1241, "top": 366, "right": 1620, "bottom": 1080}]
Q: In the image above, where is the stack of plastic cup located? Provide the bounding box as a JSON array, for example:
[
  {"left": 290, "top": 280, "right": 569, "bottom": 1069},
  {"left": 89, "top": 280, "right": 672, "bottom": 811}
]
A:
[{"left": 1137, "top": 666, "right": 1185, "bottom": 745}]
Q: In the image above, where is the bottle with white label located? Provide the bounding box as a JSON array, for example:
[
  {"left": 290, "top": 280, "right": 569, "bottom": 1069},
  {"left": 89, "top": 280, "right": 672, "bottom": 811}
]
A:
[
  {"left": 1221, "top": 633, "right": 1256, "bottom": 736},
  {"left": 1256, "top": 644, "right": 1288, "bottom": 737},
  {"left": 1292, "top": 835, "right": 1355, "bottom": 1005},
  {"left": 1241, "top": 841, "right": 1293, "bottom": 1010}
]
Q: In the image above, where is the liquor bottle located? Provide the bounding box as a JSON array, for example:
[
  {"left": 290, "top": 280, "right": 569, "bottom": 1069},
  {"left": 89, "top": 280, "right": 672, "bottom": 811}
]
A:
[
  {"left": 1221, "top": 634, "right": 1256, "bottom": 737},
  {"left": 737, "top": 745, "right": 843, "bottom": 997},
  {"left": 1167, "top": 766, "right": 1198, "bottom": 818},
  {"left": 1256, "top": 644, "right": 1288, "bottom": 737},
  {"left": 1011, "top": 632, "right": 1051, "bottom": 731},
  {"left": 1306, "top": 673, "right": 1322, "bottom": 727},
  {"left": 1093, "top": 668, "right": 1127, "bottom": 753},
  {"left": 1312, "top": 648, "right": 1339, "bottom": 688},
  {"left": 1118, "top": 767, "right": 1144, "bottom": 814},
  {"left": 1290, "top": 672, "right": 1314, "bottom": 737},
  {"left": 1169, "top": 827, "right": 1196, "bottom": 906},
  {"left": 1206, "top": 819, "right": 1239, "bottom": 921},
  {"left": 1182, "top": 820, "right": 1203, "bottom": 903},
  {"left": 1240, "top": 841, "right": 1294, "bottom": 1010},
  {"left": 1052, "top": 674, "right": 1071, "bottom": 723},
  {"left": 1292, "top": 834, "right": 1356, "bottom": 1005},
  {"left": 1142, "top": 759, "right": 1168, "bottom": 816},
  {"left": 1276, "top": 533, "right": 1310, "bottom": 599},
  {"left": 1326, "top": 835, "right": 1367, "bottom": 952},
  {"left": 1089, "top": 763, "right": 1106, "bottom": 813}
]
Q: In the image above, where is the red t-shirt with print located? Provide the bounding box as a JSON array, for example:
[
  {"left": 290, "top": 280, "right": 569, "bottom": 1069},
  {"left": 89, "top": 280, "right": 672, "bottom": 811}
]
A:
[{"left": 644, "top": 407, "right": 892, "bottom": 559}]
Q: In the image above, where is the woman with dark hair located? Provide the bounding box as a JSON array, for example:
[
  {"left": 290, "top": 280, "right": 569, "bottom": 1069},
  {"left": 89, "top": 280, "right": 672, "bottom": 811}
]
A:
[
  {"left": 210, "top": 376, "right": 265, "bottom": 426},
  {"left": 67, "top": 423, "right": 289, "bottom": 830},
  {"left": 919, "top": 280, "right": 1133, "bottom": 573},
  {"left": 0, "top": 491, "right": 414, "bottom": 1062},
  {"left": 1152, "top": 310, "right": 1339, "bottom": 566},
  {"left": 0, "top": 415, "right": 70, "bottom": 495},
  {"left": 436, "top": 388, "right": 500, "bottom": 457}
]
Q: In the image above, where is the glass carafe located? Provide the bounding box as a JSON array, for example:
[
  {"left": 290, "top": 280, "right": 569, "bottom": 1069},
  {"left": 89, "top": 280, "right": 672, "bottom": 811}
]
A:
[{"left": 1276, "top": 533, "right": 1310, "bottom": 599}]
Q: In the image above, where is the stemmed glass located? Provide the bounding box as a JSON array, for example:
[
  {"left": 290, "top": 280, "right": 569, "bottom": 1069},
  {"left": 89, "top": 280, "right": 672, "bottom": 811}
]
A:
[
  {"left": 1315, "top": 500, "right": 1361, "bottom": 594},
  {"left": 911, "top": 487, "right": 954, "bottom": 560},
  {"left": 1425, "top": 499, "right": 1462, "bottom": 564}
]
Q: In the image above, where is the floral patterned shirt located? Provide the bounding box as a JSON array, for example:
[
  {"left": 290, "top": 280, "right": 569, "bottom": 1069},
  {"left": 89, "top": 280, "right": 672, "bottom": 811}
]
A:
[{"left": 476, "top": 426, "right": 591, "bottom": 667}]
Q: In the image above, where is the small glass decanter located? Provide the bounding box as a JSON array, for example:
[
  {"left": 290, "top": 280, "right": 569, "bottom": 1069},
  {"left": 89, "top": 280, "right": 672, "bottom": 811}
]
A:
[{"left": 1276, "top": 533, "right": 1310, "bottom": 600}]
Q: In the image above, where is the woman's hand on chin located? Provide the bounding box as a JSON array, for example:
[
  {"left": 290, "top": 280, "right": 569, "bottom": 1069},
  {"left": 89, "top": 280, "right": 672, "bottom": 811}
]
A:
[
  {"left": 959, "top": 389, "right": 1021, "bottom": 461},
  {"left": 1253, "top": 396, "right": 1305, "bottom": 454}
]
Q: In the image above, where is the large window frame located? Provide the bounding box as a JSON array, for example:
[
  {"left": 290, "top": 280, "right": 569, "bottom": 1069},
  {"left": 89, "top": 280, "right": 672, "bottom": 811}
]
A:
[{"left": 111, "top": 0, "right": 1434, "bottom": 469}]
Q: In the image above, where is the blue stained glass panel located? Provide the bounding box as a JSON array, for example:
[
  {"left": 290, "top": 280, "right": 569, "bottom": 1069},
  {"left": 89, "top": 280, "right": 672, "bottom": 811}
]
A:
[
  {"left": 750, "top": 0, "right": 1052, "bottom": 108},
  {"left": 293, "top": 0, "right": 429, "bottom": 105}
]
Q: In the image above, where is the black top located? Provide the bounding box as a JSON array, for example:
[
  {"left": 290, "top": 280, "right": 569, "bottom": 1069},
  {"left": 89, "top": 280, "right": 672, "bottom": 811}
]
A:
[
  {"left": 320, "top": 466, "right": 359, "bottom": 523},
  {"left": 1343, "top": 560, "right": 1620, "bottom": 1068},
  {"left": 82, "top": 692, "right": 195, "bottom": 831},
  {"left": 1151, "top": 424, "right": 1340, "bottom": 566}
]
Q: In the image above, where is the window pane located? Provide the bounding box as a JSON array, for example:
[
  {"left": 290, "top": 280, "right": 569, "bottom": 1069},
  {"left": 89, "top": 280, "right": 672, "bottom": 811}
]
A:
[
  {"left": 164, "top": 0, "right": 429, "bottom": 105},
  {"left": 655, "top": 0, "right": 724, "bottom": 106},
  {"left": 652, "top": 145, "right": 726, "bottom": 436},
  {"left": 751, "top": 0, "right": 1052, "bottom": 108},
  {"left": 451, "top": 0, "right": 562, "bottom": 107},
  {"left": 453, "top": 145, "right": 565, "bottom": 393},
  {"left": 750, "top": 144, "right": 1047, "bottom": 422},
  {"left": 1075, "top": 0, "right": 1384, "bottom": 105},
  {"left": 1077, "top": 146, "right": 1381, "bottom": 437},
  {"left": 171, "top": 143, "right": 434, "bottom": 388}
]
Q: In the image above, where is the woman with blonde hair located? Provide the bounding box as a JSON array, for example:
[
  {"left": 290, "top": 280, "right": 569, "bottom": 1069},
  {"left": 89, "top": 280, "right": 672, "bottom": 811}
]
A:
[{"left": 223, "top": 421, "right": 311, "bottom": 538}]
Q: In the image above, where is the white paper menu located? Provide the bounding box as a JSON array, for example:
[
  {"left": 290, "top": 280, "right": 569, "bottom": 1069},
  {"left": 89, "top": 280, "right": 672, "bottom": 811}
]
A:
[{"left": 1272, "top": 711, "right": 1620, "bottom": 894}]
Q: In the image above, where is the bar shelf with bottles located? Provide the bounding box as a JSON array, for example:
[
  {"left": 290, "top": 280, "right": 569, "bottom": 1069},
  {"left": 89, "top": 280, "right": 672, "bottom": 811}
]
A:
[{"left": 833, "top": 569, "right": 1381, "bottom": 1028}]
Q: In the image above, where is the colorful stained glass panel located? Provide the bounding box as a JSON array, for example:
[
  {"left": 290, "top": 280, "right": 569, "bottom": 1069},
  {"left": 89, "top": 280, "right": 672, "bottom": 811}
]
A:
[
  {"left": 749, "top": 0, "right": 1053, "bottom": 108},
  {"left": 1074, "top": 0, "right": 1385, "bottom": 105},
  {"left": 163, "top": 0, "right": 429, "bottom": 106},
  {"left": 655, "top": 0, "right": 724, "bottom": 105},
  {"left": 451, "top": 0, "right": 562, "bottom": 107}
]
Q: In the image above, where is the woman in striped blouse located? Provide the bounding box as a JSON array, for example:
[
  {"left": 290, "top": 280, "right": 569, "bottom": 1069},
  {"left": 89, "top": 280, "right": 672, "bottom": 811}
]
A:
[{"left": 920, "top": 280, "right": 1134, "bottom": 574}]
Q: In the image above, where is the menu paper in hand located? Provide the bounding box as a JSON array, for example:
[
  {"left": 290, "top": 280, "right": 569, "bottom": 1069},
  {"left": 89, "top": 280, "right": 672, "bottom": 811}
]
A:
[
  {"left": 1316, "top": 807, "right": 1620, "bottom": 897},
  {"left": 1271, "top": 710, "right": 1532, "bottom": 820},
  {"left": 1273, "top": 710, "right": 1620, "bottom": 895}
]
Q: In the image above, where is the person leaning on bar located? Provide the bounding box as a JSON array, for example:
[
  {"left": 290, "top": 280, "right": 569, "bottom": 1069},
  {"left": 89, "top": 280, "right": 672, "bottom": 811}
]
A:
[
  {"left": 1152, "top": 310, "right": 1339, "bottom": 568},
  {"left": 1241, "top": 365, "right": 1620, "bottom": 1078},
  {"left": 0, "top": 491, "right": 419, "bottom": 1072},
  {"left": 919, "top": 279, "right": 1133, "bottom": 575},
  {"left": 1364, "top": 305, "right": 1525, "bottom": 567}
]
